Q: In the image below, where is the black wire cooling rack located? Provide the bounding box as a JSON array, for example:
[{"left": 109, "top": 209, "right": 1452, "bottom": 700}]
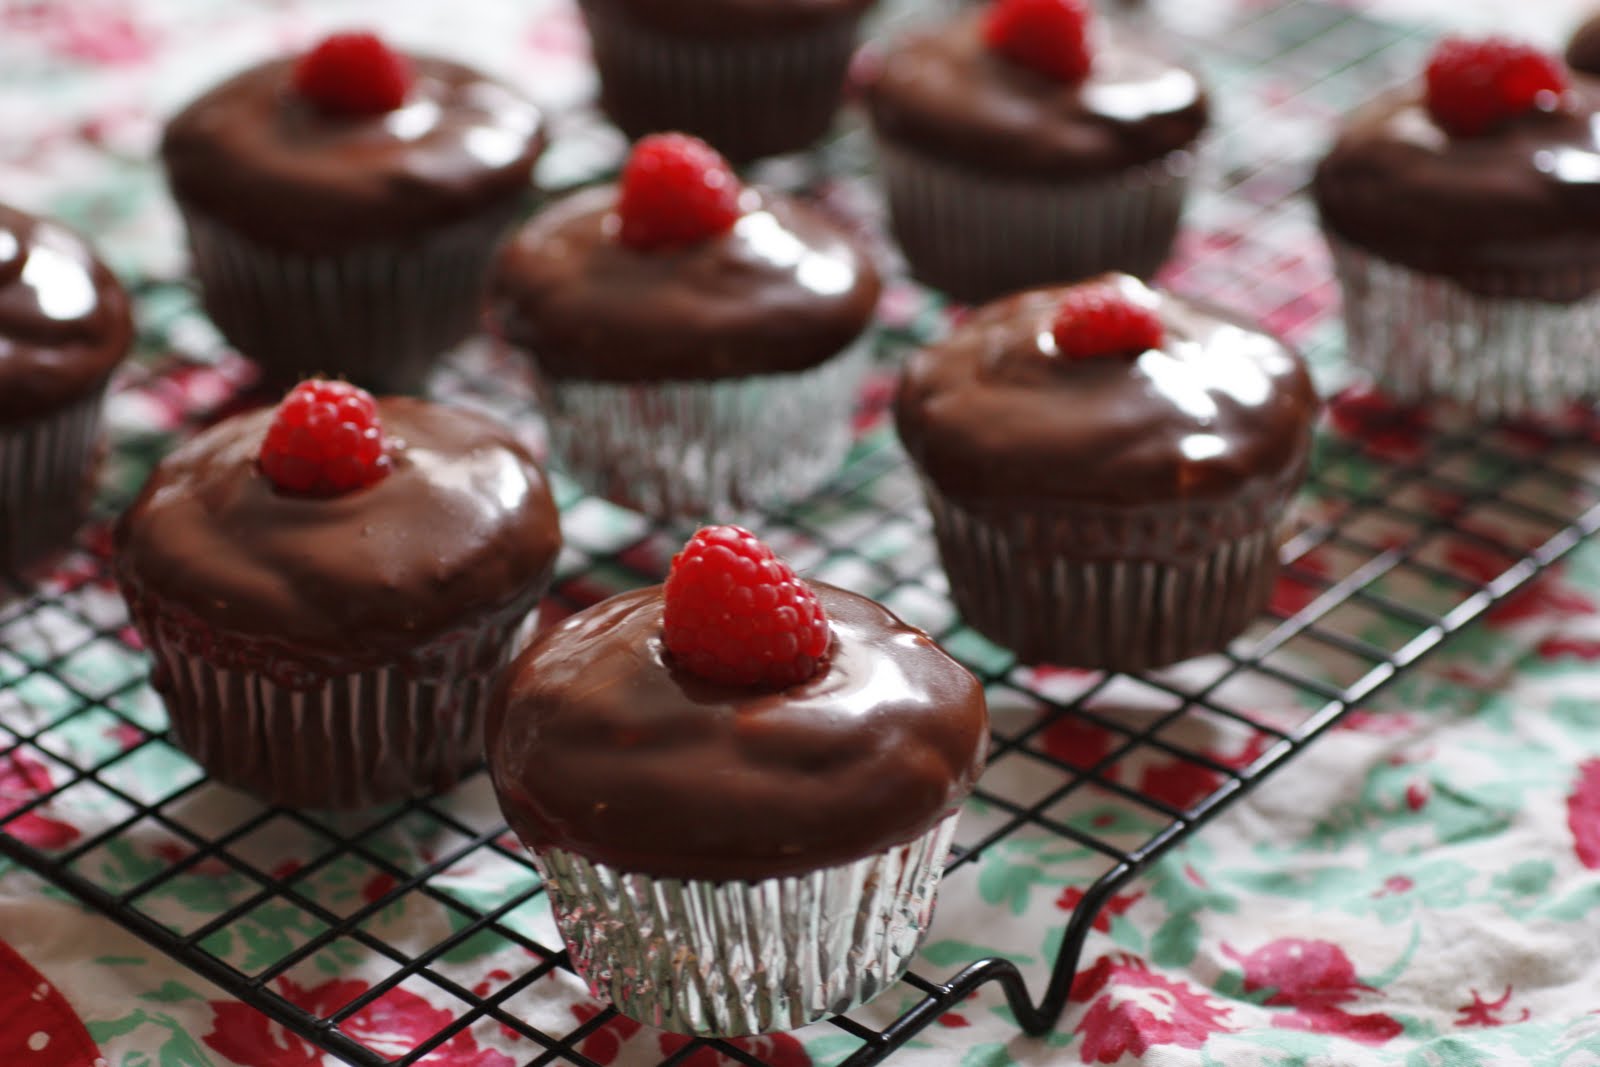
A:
[{"left": 4, "top": 1, "right": 1597, "bottom": 1064}]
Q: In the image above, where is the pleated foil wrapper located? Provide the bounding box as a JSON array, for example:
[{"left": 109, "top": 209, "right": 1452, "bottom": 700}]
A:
[
  {"left": 534, "top": 339, "right": 870, "bottom": 520},
  {"left": 920, "top": 483, "right": 1295, "bottom": 672},
  {"left": 579, "top": 1, "right": 864, "bottom": 161},
  {"left": 131, "top": 606, "right": 538, "bottom": 810},
  {"left": 874, "top": 140, "right": 1195, "bottom": 304},
  {"left": 533, "top": 813, "right": 961, "bottom": 1036},
  {"left": 180, "top": 206, "right": 520, "bottom": 395},
  {"left": 1328, "top": 238, "right": 1600, "bottom": 416},
  {"left": 0, "top": 387, "right": 107, "bottom": 576}
]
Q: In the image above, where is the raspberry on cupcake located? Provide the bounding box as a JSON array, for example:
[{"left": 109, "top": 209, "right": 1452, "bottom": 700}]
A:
[
  {"left": 1313, "top": 35, "right": 1600, "bottom": 414},
  {"left": 114, "top": 380, "right": 562, "bottom": 809},
  {"left": 160, "top": 30, "right": 544, "bottom": 394},
  {"left": 0, "top": 204, "right": 133, "bottom": 578},
  {"left": 578, "top": 0, "right": 879, "bottom": 162},
  {"left": 896, "top": 274, "right": 1319, "bottom": 671},
  {"left": 488, "top": 525, "right": 987, "bottom": 1035},
  {"left": 489, "top": 133, "right": 882, "bottom": 519},
  {"left": 862, "top": 0, "right": 1208, "bottom": 303}
]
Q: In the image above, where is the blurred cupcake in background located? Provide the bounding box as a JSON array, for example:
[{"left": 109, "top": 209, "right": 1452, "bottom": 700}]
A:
[
  {"left": 0, "top": 204, "right": 133, "bottom": 578},
  {"left": 161, "top": 31, "right": 544, "bottom": 394},
  {"left": 1313, "top": 35, "right": 1600, "bottom": 415},
  {"left": 490, "top": 133, "right": 881, "bottom": 519},
  {"left": 862, "top": 0, "right": 1207, "bottom": 304},
  {"left": 578, "top": 0, "right": 879, "bottom": 162}
]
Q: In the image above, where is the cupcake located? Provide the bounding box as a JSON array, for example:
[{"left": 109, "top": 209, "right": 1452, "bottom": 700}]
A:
[
  {"left": 0, "top": 204, "right": 133, "bottom": 576},
  {"left": 113, "top": 380, "right": 562, "bottom": 809},
  {"left": 862, "top": 0, "right": 1207, "bottom": 304},
  {"left": 579, "top": 0, "right": 878, "bottom": 162},
  {"left": 488, "top": 525, "right": 987, "bottom": 1035},
  {"left": 160, "top": 32, "right": 544, "bottom": 394},
  {"left": 1312, "top": 36, "right": 1600, "bottom": 415},
  {"left": 896, "top": 274, "right": 1318, "bottom": 671},
  {"left": 489, "top": 133, "right": 882, "bottom": 519}
]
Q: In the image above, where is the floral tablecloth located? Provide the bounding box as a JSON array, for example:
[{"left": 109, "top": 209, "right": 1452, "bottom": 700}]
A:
[{"left": 8, "top": 1, "right": 1600, "bottom": 1065}]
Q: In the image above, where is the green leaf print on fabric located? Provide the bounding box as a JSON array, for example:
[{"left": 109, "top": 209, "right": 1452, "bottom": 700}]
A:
[{"left": 139, "top": 981, "right": 202, "bottom": 1004}]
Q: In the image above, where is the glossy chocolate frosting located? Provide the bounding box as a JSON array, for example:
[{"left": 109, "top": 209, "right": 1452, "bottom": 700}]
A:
[
  {"left": 488, "top": 583, "right": 988, "bottom": 882},
  {"left": 580, "top": 0, "right": 875, "bottom": 37},
  {"left": 161, "top": 55, "right": 543, "bottom": 254},
  {"left": 1313, "top": 79, "right": 1600, "bottom": 297},
  {"left": 1569, "top": 14, "right": 1600, "bottom": 76},
  {"left": 114, "top": 398, "right": 562, "bottom": 669},
  {"left": 490, "top": 186, "right": 881, "bottom": 382},
  {"left": 0, "top": 204, "right": 132, "bottom": 421},
  {"left": 895, "top": 276, "right": 1318, "bottom": 510},
  {"left": 863, "top": 10, "right": 1207, "bottom": 178}
]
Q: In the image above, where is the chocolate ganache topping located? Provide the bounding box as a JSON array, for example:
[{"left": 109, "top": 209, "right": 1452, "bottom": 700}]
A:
[
  {"left": 161, "top": 56, "right": 543, "bottom": 254},
  {"left": 863, "top": 10, "right": 1207, "bottom": 178},
  {"left": 1312, "top": 78, "right": 1600, "bottom": 298},
  {"left": 0, "top": 204, "right": 132, "bottom": 421},
  {"left": 579, "top": 0, "right": 876, "bottom": 38},
  {"left": 896, "top": 277, "right": 1318, "bottom": 511},
  {"left": 114, "top": 398, "right": 562, "bottom": 669},
  {"left": 487, "top": 583, "right": 988, "bottom": 882},
  {"left": 491, "top": 186, "right": 881, "bottom": 382}
]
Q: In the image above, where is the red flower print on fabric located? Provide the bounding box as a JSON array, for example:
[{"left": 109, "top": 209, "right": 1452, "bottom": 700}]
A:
[
  {"left": 204, "top": 978, "right": 515, "bottom": 1066},
  {"left": 1567, "top": 758, "right": 1600, "bottom": 870},
  {"left": 0, "top": 748, "right": 80, "bottom": 851},
  {"left": 1069, "top": 954, "right": 1236, "bottom": 1063},
  {"left": 1456, "top": 985, "right": 1530, "bottom": 1028},
  {"left": 1055, "top": 886, "right": 1146, "bottom": 932},
  {"left": 1225, "top": 938, "right": 1402, "bottom": 1045},
  {"left": 0, "top": 939, "right": 104, "bottom": 1067}
]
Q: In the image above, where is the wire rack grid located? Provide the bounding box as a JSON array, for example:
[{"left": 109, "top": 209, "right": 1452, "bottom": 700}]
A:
[{"left": 4, "top": 1, "right": 1599, "bottom": 1065}]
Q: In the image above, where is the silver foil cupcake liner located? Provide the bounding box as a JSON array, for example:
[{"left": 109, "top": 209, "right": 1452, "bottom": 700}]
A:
[
  {"left": 920, "top": 484, "right": 1293, "bottom": 671},
  {"left": 534, "top": 339, "right": 870, "bottom": 520},
  {"left": 132, "top": 608, "right": 537, "bottom": 809},
  {"left": 1328, "top": 238, "right": 1600, "bottom": 416},
  {"left": 181, "top": 207, "right": 520, "bottom": 394},
  {"left": 533, "top": 813, "right": 960, "bottom": 1036},
  {"left": 874, "top": 139, "right": 1194, "bottom": 304},
  {"left": 579, "top": 1, "right": 864, "bottom": 161},
  {"left": 0, "top": 387, "right": 107, "bottom": 575}
]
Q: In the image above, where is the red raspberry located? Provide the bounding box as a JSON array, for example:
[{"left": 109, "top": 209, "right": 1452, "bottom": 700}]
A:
[
  {"left": 662, "top": 525, "right": 831, "bottom": 689},
  {"left": 1424, "top": 36, "right": 1567, "bottom": 137},
  {"left": 293, "top": 32, "right": 413, "bottom": 117},
  {"left": 1051, "top": 283, "right": 1165, "bottom": 360},
  {"left": 616, "top": 134, "right": 744, "bottom": 251},
  {"left": 983, "top": 0, "right": 1093, "bottom": 84},
  {"left": 258, "top": 380, "right": 391, "bottom": 496}
]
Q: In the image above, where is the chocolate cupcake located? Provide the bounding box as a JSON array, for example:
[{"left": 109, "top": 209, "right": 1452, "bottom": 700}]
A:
[
  {"left": 0, "top": 204, "right": 133, "bottom": 576},
  {"left": 579, "top": 0, "right": 878, "bottom": 162},
  {"left": 490, "top": 134, "right": 881, "bottom": 519},
  {"left": 161, "top": 32, "right": 544, "bottom": 394},
  {"left": 1313, "top": 36, "right": 1600, "bottom": 414},
  {"left": 896, "top": 275, "right": 1318, "bottom": 671},
  {"left": 862, "top": 0, "right": 1207, "bottom": 304},
  {"left": 114, "top": 381, "right": 562, "bottom": 809},
  {"left": 488, "top": 525, "right": 987, "bottom": 1035}
]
